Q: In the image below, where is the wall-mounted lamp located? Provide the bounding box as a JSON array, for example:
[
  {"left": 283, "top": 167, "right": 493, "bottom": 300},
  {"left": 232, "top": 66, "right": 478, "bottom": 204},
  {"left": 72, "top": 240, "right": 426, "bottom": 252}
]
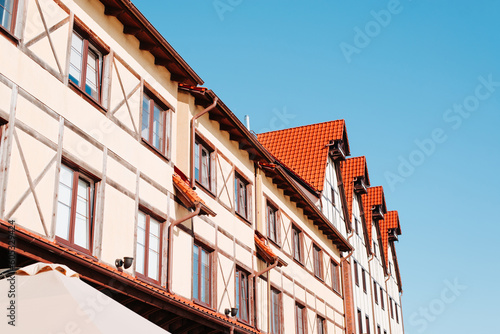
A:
[
  {"left": 224, "top": 307, "right": 238, "bottom": 317},
  {"left": 115, "top": 257, "right": 134, "bottom": 269}
]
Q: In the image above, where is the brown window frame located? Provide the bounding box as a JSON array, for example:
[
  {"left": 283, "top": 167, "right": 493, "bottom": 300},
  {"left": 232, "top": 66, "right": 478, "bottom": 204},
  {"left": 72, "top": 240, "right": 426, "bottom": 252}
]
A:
[
  {"left": 141, "top": 89, "right": 170, "bottom": 156},
  {"left": 55, "top": 163, "right": 96, "bottom": 255},
  {"left": 292, "top": 224, "right": 302, "bottom": 263},
  {"left": 270, "top": 288, "right": 281, "bottom": 334},
  {"left": 365, "top": 315, "right": 371, "bottom": 334},
  {"left": 194, "top": 137, "right": 214, "bottom": 193},
  {"left": 390, "top": 298, "right": 394, "bottom": 319},
  {"left": 313, "top": 244, "right": 323, "bottom": 280},
  {"left": 331, "top": 260, "right": 340, "bottom": 294},
  {"left": 395, "top": 303, "right": 399, "bottom": 323},
  {"left": 68, "top": 27, "right": 107, "bottom": 104},
  {"left": 235, "top": 172, "right": 250, "bottom": 220},
  {"left": 380, "top": 288, "right": 385, "bottom": 310},
  {"left": 362, "top": 268, "right": 367, "bottom": 293},
  {"left": 193, "top": 242, "right": 212, "bottom": 307},
  {"left": 377, "top": 325, "right": 381, "bottom": 334},
  {"left": 354, "top": 217, "right": 359, "bottom": 234},
  {"left": 317, "top": 315, "right": 325, "bottom": 334},
  {"left": 295, "top": 303, "right": 306, "bottom": 334},
  {"left": 267, "top": 202, "right": 279, "bottom": 245},
  {"left": 374, "top": 281, "right": 378, "bottom": 304},
  {"left": 357, "top": 309, "right": 363, "bottom": 334},
  {"left": 135, "top": 209, "right": 163, "bottom": 284},
  {"left": 354, "top": 260, "right": 359, "bottom": 286},
  {"left": 235, "top": 267, "right": 250, "bottom": 323}
]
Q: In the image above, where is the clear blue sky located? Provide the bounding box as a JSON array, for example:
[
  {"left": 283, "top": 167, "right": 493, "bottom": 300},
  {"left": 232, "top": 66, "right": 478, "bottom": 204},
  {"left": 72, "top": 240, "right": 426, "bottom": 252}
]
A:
[{"left": 134, "top": 1, "right": 499, "bottom": 333}]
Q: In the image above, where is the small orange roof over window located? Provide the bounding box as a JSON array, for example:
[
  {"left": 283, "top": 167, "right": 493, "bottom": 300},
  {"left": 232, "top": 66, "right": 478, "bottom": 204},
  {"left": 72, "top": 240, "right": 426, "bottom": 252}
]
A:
[
  {"left": 379, "top": 210, "right": 400, "bottom": 271},
  {"left": 340, "top": 156, "right": 370, "bottom": 219},
  {"left": 361, "top": 186, "right": 387, "bottom": 246},
  {"left": 257, "top": 120, "right": 350, "bottom": 192},
  {"left": 173, "top": 173, "right": 216, "bottom": 216}
]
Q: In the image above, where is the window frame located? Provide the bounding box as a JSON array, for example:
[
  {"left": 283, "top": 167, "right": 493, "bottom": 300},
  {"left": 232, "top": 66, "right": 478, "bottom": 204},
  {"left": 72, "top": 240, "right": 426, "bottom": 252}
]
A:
[
  {"left": 235, "top": 267, "right": 250, "bottom": 323},
  {"left": 292, "top": 224, "right": 302, "bottom": 263},
  {"left": 55, "top": 163, "right": 96, "bottom": 255},
  {"left": 357, "top": 309, "right": 363, "bottom": 334},
  {"left": 234, "top": 171, "right": 250, "bottom": 221},
  {"left": 380, "top": 288, "right": 385, "bottom": 310},
  {"left": 194, "top": 136, "right": 214, "bottom": 193},
  {"left": 141, "top": 88, "right": 170, "bottom": 157},
  {"left": 192, "top": 242, "right": 212, "bottom": 307},
  {"left": 267, "top": 201, "right": 279, "bottom": 245},
  {"left": 295, "top": 303, "right": 306, "bottom": 334},
  {"left": 68, "top": 28, "right": 106, "bottom": 104},
  {"left": 390, "top": 298, "right": 394, "bottom": 319},
  {"left": 395, "top": 303, "right": 399, "bottom": 323},
  {"left": 270, "top": 288, "right": 281, "bottom": 334},
  {"left": 317, "top": 315, "right": 326, "bottom": 334},
  {"left": 0, "top": 0, "right": 19, "bottom": 37},
  {"left": 365, "top": 315, "right": 371, "bottom": 334},
  {"left": 354, "top": 260, "right": 359, "bottom": 286},
  {"left": 362, "top": 268, "right": 367, "bottom": 293},
  {"left": 374, "top": 281, "right": 378, "bottom": 304},
  {"left": 313, "top": 244, "right": 323, "bottom": 280},
  {"left": 134, "top": 209, "right": 163, "bottom": 284},
  {"left": 331, "top": 260, "right": 340, "bottom": 294}
]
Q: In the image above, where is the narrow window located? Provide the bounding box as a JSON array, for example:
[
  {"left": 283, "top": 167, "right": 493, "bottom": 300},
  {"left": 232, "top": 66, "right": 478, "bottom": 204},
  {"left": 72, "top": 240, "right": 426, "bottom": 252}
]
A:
[
  {"left": 295, "top": 303, "right": 306, "bottom": 334},
  {"left": 142, "top": 92, "right": 169, "bottom": 154},
  {"left": 373, "top": 241, "right": 377, "bottom": 257},
  {"left": 56, "top": 164, "right": 95, "bottom": 253},
  {"left": 235, "top": 173, "right": 249, "bottom": 219},
  {"left": 331, "top": 260, "right": 340, "bottom": 293},
  {"left": 377, "top": 325, "right": 381, "bottom": 334},
  {"left": 362, "top": 268, "right": 367, "bottom": 293},
  {"left": 354, "top": 260, "right": 359, "bottom": 286},
  {"left": 380, "top": 288, "right": 385, "bottom": 310},
  {"left": 292, "top": 225, "right": 302, "bottom": 262},
  {"left": 270, "top": 289, "right": 281, "bottom": 334},
  {"left": 235, "top": 268, "right": 249, "bottom": 322},
  {"left": 374, "top": 281, "right": 378, "bottom": 304},
  {"left": 357, "top": 309, "right": 363, "bottom": 334},
  {"left": 267, "top": 203, "right": 278, "bottom": 243},
  {"left": 69, "top": 31, "right": 103, "bottom": 101},
  {"left": 135, "top": 211, "right": 162, "bottom": 282},
  {"left": 355, "top": 217, "right": 359, "bottom": 234},
  {"left": 194, "top": 139, "right": 212, "bottom": 190},
  {"left": 193, "top": 243, "right": 211, "bottom": 305},
  {"left": 0, "top": 0, "right": 17, "bottom": 32},
  {"left": 395, "top": 303, "right": 399, "bottom": 323},
  {"left": 313, "top": 244, "right": 323, "bottom": 279},
  {"left": 330, "top": 186, "right": 336, "bottom": 206},
  {"left": 390, "top": 298, "right": 394, "bottom": 319},
  {"left": 317, "top": 315, "right": 325, "bottom": 334},
  {"left": 365, "top": 315, "right": 371, "bottom": 334}
]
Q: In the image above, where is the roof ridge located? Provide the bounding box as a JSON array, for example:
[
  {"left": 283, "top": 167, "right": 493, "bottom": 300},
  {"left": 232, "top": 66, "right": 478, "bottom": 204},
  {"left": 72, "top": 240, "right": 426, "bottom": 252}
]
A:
[{"left": 258, "top": 119, "right": 345, "bottom": 136}]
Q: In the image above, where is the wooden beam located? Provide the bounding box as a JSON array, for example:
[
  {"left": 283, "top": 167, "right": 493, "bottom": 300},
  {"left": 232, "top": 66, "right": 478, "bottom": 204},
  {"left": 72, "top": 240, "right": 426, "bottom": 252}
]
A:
[
  {"left": 154, "top": 57, "right": 172, "bottom": 66},
  {"left": 123, "top": 25, "right": 141, "bottom": 35},
  {"left": 104, "top": 7, "right": 124, "bottom": 16},
  {"left": 139, "top": 41, "right": 156, "bottom": 51}
]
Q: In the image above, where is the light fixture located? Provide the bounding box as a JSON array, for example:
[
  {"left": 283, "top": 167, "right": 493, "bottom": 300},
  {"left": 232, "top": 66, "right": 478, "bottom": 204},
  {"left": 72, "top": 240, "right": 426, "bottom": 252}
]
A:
[
  {"left": 115, "top": 257, "right": 134, "bottom": 269},
  {"left": 224, "top": 307, "right": 238, "bottom": 317}
]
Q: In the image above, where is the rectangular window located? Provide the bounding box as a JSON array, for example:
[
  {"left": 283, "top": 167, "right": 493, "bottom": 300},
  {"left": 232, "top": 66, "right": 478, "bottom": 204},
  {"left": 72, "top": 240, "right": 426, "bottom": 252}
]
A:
[
  {"left": 395, "top": 303, "right": 399, "bottom": 323},
  {"left": 355, "top": 217, "right": 359, "bottom": 234},
  {"left": 193, "top": 243, "right": 211, "bottom": 306},
  {"left": 374, "top": 281, "right": 378, "bottom": 304},
  {"left": 267, "top": 203, "right": 278, "bottom": 243},
  {"left": 365, "top": 315, "right": 371, "bottom": 334},
  {"left": 295, "top": 303, "right": 306, "bottom": 334},
  {"left": 194, "top": 140, "right": 212, "bottom": 191},
  {"left": 362, "top": 269, "right": 367, "bottom": 293},
  {"left": 236, "top": 268, "right": 249, "bottom": 323},
  {"left": 270, "top": 288, "right": 281, "bottom": 334},
  {"left": 313, "top": 244, "right": 323, "bottom": 279},
  {"left": 330, "top": 186, "right": 336, "bottom": 206},
  {"left": 380, "top": 288, "right": 385, "bottom": 310},
  {"left": 390, "top": 298, "right": 394, "bottom": 319},
  {"left": 135, "top": 211, "right": 162, "bottom": 282},
  {"left": 235, "top": 173, "right": 249, "bottom": 219},
  {"left": 56, "top": 164, "right": 95, "bottom": 253},
  {"left": 354, "top": 261, "right": 359, "bottom": 286},
  {"left": 373, "top": 241, "right": 377, "bottom": 257},
  {"left": 69, "top": 31, "right": 103, "bottom": 101},
  {"left": 142, "top": 92, "right": 169, "bottom": 154},
  {"left": 317, "top": 316, "right": 325, "bottom": 334},
  {"left": 0, "top": 0, "right": 16, "bottom": 32},
  {"left": 292, "top": 225, "right": 302, "bottom": 262},
  {"left": 331, "top": 260, "right": 340, "bottom": 293},
  {"left": 377, "top": 325, "right": 381, "bottom": 334},
  {"left": 357, "top": 309, "right": 363, "bottom": 334}
]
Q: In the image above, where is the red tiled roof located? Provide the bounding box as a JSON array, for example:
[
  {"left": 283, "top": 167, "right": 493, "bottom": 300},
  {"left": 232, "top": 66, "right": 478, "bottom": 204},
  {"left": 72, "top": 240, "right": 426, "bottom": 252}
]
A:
[
  {"left": 0, "top": 219, "right": 258, "bottom": 333},
  {"left": 379, "top": 211, "right": 399, "bottom": 271},
  {"left": 173, "top": 173, "right": 205, "bottom": 205},
  {"left": 340, "top": 156, "right": 370, "bottom": 220},
  {"left": 361, "top": 186, "right": 386, "bottom": 246},
  {"left": 257, "top": 120, "right": 349, "bottom": 192}
]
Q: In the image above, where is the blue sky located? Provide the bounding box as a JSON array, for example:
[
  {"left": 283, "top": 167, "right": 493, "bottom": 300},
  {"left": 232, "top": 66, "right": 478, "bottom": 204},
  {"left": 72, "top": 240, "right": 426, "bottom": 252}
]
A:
[{"left": 134, "top": 1, "right": 499, "bottom": 333}]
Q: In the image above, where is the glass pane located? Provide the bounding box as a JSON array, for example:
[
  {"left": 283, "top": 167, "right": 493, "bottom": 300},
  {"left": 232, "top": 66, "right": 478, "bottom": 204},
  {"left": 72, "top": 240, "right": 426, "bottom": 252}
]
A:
[
  {"left": 60, "top": 165, "right": 73, "bottom": 187},
  {"left": 149, "top": 234, "right": 159, "bottom": 252},
  {"left": 194, "top": 143, "right": 199, "bottom": 181},
  {"left": 141, "top": 96, "right": 150, "bottom": 141},
  {"left": 74, "top": 214, "right": 89, "bottom": 249},
  {"left": 56, "top": 166, "right": 73, "bottom": 240},
  {"left": 135, "top": 243, "right": 145, "bottom": 275},
  {"left": 152, "top": 104, "right": 163, "bottom": 151},
  {"left": 0, "top": 0, "right": 13, "bottom": 30},
  {"left": 148, "top": 250, "right": 159, "bottom": 280},
  {"left": 69, "top": 33, "right": 83, "bottom": 85},
  {"left": 193, "top": 245, "right": 199, "bottom": 299},
  {"left": 201, "top": 249, "right": 210, "bottom": 303},
  {"left": 201, "top": 149, "right": 209, "bottom": 187},
  {"left": 149, "top": 218, "right": 160, "bottom": 238},
  {"left": 55, "top": 202, "right": 71, "bottom": 240},
  {"left": 85, "top": 49, "right": 99, "bottom": 99}
]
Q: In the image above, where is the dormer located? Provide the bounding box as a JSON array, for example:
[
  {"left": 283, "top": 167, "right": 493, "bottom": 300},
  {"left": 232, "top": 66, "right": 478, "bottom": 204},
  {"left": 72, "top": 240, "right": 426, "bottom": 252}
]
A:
[
  {"left": 371, "top": 204, "right": 384, "bottom": 221},
  {"left": 353, "top": 176, "right": 368, "bottom": 194},
  {"left": 329, "top": 139, "right": 346, "bottom": 161},
  {"left": 388, "top": 228, "right": 399, "bottom": 241}
]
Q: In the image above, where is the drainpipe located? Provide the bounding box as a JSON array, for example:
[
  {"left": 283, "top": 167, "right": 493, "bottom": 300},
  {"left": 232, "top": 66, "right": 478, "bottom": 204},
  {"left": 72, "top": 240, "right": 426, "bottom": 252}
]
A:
[
  {"left": 250, "top": 259, "right": 279, "bottom": 331},
  {"left": 167, "top": 202, "right": 202, "bottom": 293},
  {"left": 384, "top": 275, "right": 393, "bottom": 334},
  {"left": 341, "top": 232, "right": 354, "bottom": 334},
  {"left": 190, "top": 97, "right": 218, "bottom": 188},
  {"left": 368, "top": 253, "right": 378, "bottom": 334}
]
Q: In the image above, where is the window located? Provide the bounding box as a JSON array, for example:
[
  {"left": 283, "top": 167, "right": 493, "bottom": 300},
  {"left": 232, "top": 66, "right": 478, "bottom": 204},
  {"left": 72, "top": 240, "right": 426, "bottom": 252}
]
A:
[
  {"left": 295, "top": 303, "right": 306, "bottom": 334},
  {"left": 135, "top": 211, "right": 162, "bottom": 282},
  {"left": 313, "top": 244, "right": 323, "bottom": 279},
  {"left": 270, "top": 289, "right": 281, "bottom": 334},
  {"left": 377, "top": 325, "right": 381, "bottom": 334},
  {"left": 373, "top": 241, "right": 377, "bottom": 257},
  {"left": 69, "top": 31, "right": 103, "bottom": 101},
  {"left": 355, "top": 217, "right": 359, "bottom": 234},
  {"left": 331, "top": 260, "right": 340, "bottom": 293},
  {"left": 194, "top": 139, "right": 212, "bottom": 190},
  {"left": 193, "top": 243, "right": 211, "bottom": 305},
  {"left": 365, "top": 315, "right": 371, "bottom": 334},
  {"left": 395, "top": 303, "right": 399, "bottom": 323},
  {"left": 330, "top": 186, "right": 336, "bottom": 206},
  {"left": 354, "top": 260, "right": 359, "bottom": 286},
  {"left": 0, "top": 0, "right": 17, "bottom": 32},
  {"left": 380, "top": 288, "right": 385, "bottom": 310},
  {"left": 390, "top": 298, "right": 394, "bottom": 319},
  {"left": 374, "top": 281, "right": 378, "bottom": 304},
  {"left": 142, "top": 92, "right": 169, "bottom": 154},
  {"left": 235, "top": 268, "right": 249, "bottom": 322},
  {"left": 56, "top": 164, "right": 95, "bottom": 253},
  {"left": 267, "top": 203, "right": 278, "bottom": 243},
  {"left": 317, "top": 316, "right": 325, "bottom": 334},
  {"left": 235, "top": 173, "right": 249, "bottom": 219},
  {"left": 362, "top": 269, "right": 367, "bottom": 293},
  {"left": 357, "top": 309, "right": 363, "bottom": 334},
  {"left": 292, "top": 225, "right": 302, "bottom": 262}
]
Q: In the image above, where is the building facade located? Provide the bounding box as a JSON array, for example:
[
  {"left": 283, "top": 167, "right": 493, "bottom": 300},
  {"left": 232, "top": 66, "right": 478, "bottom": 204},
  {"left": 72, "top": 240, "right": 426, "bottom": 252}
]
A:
[{"left": 0, "top": 1, "right": 405, "bottom": 334}]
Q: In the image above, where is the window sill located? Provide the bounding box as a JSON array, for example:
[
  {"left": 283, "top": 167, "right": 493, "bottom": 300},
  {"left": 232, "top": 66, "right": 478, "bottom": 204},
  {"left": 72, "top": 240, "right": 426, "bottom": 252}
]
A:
[
  {"left": 55, "top": 236, "right": 95, "bottom": 259},
  {"left": 141, "top": 138, "right": 170, "bottom": 163},
  {"left": 235, "top": 211, "right": 252, "bottom": 226},
  {"left": 268, "top": 237, "right": 281, "bottom": 249},
  {"left": 292, "top": 257, "right": 304, "bottom": 268},
  {"left": 68, "top": 80, "right": 107, "bottom": 114},
  {"left": 195, "top": 180, "right": 216, "bottom": 199},
  {"left": 0, "top": 25, "right": 19, "bottom": 45},
  {"left": 135, "top": 272, "right": 162, "bottom": 287}
]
